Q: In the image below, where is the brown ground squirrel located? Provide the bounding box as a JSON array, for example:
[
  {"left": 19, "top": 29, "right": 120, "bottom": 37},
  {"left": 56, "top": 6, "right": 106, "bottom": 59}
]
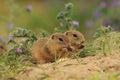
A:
[
  {"left": 31, "top": 33, "right": 71, "bottom": 64},
  {"left": 64, "top": 30, "right": 85, "bottom": 53}
]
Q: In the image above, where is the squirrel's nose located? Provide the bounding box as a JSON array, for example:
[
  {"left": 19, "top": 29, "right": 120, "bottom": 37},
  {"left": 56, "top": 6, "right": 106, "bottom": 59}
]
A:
[{"left": 81, "top": 41, "right": 85, "bottom": 44}]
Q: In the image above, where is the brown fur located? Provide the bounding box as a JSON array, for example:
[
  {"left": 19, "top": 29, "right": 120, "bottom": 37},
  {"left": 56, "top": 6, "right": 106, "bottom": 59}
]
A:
[
  {"left": 31, "top": 33, "right": 70, "bottom": 64},
  {"left": 64, "top": 30, "right": 85, "bottom": 53}
]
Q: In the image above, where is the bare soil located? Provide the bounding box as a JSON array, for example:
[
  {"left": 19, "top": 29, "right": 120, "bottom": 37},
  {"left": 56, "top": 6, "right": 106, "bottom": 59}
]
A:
[{"left": 17, "top": 50, "right": 120, "bottom": 80}]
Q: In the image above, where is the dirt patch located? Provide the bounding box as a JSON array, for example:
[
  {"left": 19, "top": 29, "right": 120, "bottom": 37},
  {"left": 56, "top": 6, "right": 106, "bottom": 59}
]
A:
[{"left": 17, "top": 50, "right": 120, "bottom": 80}]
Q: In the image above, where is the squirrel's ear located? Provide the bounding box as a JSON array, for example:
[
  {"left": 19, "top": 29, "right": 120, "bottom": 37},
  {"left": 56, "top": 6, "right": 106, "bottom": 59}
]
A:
[
  {"left": 64, "top": 31, "right": 69, "bottom": 35},
  {"left": 50, "top": 34, "right": 55, "bottom": 39}
]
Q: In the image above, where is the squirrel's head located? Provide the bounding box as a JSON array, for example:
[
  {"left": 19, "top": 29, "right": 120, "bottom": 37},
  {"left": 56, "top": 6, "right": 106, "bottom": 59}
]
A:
[
  {"left": 64, "top": 30, "right": 85, "bottom": 51},
  {"left": 50, "top": 33, "right": 70, "bottom": 48}
]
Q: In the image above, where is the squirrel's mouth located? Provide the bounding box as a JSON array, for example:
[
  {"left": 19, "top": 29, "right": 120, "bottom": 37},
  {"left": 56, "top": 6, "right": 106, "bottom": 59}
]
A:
[
  {"left": 78, "top": 44, "right": 84, "bottom": 49},
  {"left": 67, "top": 47, "right": 73, "bottom": 51},
  {"left": 72, "top": 43, "right": 85, "bottom": 49}
]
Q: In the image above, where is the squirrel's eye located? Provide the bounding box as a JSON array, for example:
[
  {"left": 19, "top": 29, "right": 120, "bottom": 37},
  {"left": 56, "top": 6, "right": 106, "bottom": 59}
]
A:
[
  {"left": 73, "top": 34, "right": 77, "bottom": 38},
  {"left": 58, "top": 38, "right": 63, "bottom": 42}
]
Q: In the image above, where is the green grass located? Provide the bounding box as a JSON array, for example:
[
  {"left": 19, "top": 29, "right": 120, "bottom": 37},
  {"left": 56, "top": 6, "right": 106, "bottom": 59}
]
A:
[
  {"left": 0, "top": 53, "right": 34, "bottom": 79},
  {"left": 80, "top": 26, "right": 120, "bottom": 57},
  {"left": 0, "top": 27, "right": 120, "bottom": 80}
]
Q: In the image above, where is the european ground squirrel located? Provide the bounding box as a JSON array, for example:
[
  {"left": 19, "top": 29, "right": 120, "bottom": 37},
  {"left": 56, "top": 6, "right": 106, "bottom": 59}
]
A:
[
  {"left": 31, "top": 33, "right": 71, "bottom": 64},
  {"left": 64, "top": 30, "right": 85, "bottom": 53}
]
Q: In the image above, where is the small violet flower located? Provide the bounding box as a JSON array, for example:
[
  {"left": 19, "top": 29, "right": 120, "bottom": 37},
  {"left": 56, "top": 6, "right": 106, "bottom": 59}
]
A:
[
  {"left": 85, "top": 20, "right": 93, "bottom": 27},
  {"left": 72, "top": 20, "right": 79, "bottom": 26},
  {"left": 16, "top": 48, "right": 25, "bottom": 54},
  {"left": 93, "top": 11, "right": 101, "bottom": 19},
  {"left": 111, "top": 1, "right": 120, "bottom": 8},
  {"left": 26, "top": 5, "right": 32, "bottom": 12},
  {"left": 16, "top": 48, "right": 23, "bottom": 54},
  {"left": 57, "top": 13, "right": 65, "bottom": 19},
  {"left": 100, "top": 1, "right": 107, "bottom": 8},
  {"left": 7, "top": 23, "right": 14, "bottom": 29}
]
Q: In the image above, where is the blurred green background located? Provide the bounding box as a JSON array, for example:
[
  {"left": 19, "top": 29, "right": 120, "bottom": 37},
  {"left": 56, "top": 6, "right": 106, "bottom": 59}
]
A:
[{"left": 0, "top": 0, "right": 120, "bottom": 41}]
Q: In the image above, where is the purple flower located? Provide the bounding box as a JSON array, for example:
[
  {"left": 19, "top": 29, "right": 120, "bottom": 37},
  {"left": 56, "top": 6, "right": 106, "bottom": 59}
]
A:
[
  {"left": 7, "top": 23, "right": 14, "bottom": 29},
  {"left": 100, "top": 1, "right": 107, "bottom": 8},
  {"left": 85, "top": 20, "right": 93, "bottom": 27},
  {"left": 59, "top": 22, "right": 64, "bottom": 27},
  {"left": 111, "top": 1, "right": 120, "bottom": 8},
  {"left": 102, "top": 19, "right": 111, "bottom": 27},
  {"left": 93, "top": 11, "right": 101, "bottom": 19},
  {"left": 16, "top": 48, "right": 23, "bottom": 54},
  {"left": 9, "top": 36, "right": 14, "bottom": 41},
  {"left": 15, "top": 48, "right": 25, "bottom": 54},
  {"left": 72, "top": 20, "right": 79, "bottom": 26},
  {"left": 26, "top": 5, "right": 32, "bottom": 12},
  {"left": 57, "top": 13, "right": 65, "bottom": 19}
]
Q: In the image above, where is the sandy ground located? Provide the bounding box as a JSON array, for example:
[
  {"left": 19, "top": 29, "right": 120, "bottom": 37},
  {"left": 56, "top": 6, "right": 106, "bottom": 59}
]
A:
[{"left": 17, "top": 50, "right": 120, "bottom": 80}]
